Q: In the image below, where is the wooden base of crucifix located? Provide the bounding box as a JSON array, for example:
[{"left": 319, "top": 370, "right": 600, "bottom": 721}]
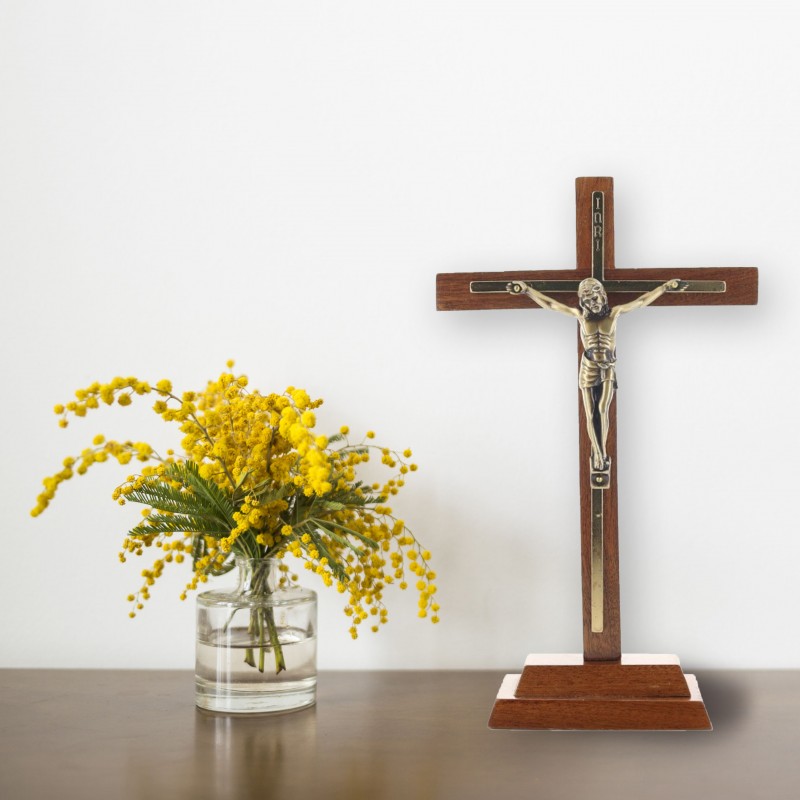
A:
[
  {"left": 437, "top": 177, "right": 757, "bottom": 730},
  {"left": 488, "top": 654, "right": 710, "bottom": 730}
]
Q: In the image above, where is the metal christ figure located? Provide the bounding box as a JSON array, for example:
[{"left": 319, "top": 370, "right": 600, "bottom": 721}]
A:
[{"left": 507, "top": 277, "right": 688, "bottom": 473}]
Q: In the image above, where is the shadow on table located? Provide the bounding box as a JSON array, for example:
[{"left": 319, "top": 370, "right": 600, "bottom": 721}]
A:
[{"left": 695, "top": 670, "right": 751, "bottom": 728}]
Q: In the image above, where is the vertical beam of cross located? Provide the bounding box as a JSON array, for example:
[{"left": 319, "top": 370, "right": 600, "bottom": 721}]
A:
[{"left": 576, "top": 178, "right": 620, "bottom": 659}]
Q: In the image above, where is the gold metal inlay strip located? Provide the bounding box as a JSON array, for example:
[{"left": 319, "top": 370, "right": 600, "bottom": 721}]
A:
[
  {"left": 591, "top": 191, "right": 604, "bottom": 280},
  {"left": 469, "top": 279, "right": 727, "bottom": 294},
  {"left": 590, "top": 488, "right": 604, "bottom": 633}
]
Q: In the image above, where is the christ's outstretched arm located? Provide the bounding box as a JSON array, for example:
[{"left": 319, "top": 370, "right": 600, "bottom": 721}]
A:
[
  {"left": 507, "top": 281, "right": 582, "bottom": 318},
  {"left": 611, "top": 279, "right": 688, "bottom": 318}
]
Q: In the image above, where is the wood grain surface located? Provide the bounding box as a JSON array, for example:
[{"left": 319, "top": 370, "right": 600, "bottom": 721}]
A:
[
  {"left": 2, "top": 669, "right": 798, "bottom": 799},
  {"left": 515, "top": 654, "right": 691, "bottom": 699},
  {"left": 489, "top": 673, "right": 711, "bottom": 730}
]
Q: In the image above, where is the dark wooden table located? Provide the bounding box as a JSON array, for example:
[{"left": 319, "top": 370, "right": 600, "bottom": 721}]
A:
[{"left": 1, "top": 670, "right": 798, "bottom": 799}]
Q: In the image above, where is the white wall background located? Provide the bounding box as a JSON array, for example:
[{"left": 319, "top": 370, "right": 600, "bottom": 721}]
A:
[{"left": 0, "top": 0, "right": 796, "bottom": 671}]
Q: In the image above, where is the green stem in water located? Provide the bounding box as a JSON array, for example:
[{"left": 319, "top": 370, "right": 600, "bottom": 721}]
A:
[
  {"left": 242, "top": 560, "right": 287, "bottom": 675},
  {"left": 244, "top": 612, "right": 256, "bottom": 668},
  {"left": 247, "top": 606, "right": 285, "bottom": 674},
  {"left": 257, "top": 608, "right": 266, "bottom": 673},
  {"left": 265, "top": 606, "right": 286, "bottom": 674}
]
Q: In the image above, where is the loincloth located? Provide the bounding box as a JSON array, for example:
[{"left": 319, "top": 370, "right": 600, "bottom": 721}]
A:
[{"left": 579, "top": 348, "right": 618, "bottom": 389}]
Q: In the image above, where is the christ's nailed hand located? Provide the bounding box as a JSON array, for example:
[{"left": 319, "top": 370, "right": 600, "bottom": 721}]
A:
[{"left": 667, "top": 279, "right": 689, "bottom": 292}]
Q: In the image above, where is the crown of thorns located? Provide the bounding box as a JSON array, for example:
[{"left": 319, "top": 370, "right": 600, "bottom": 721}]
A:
[{"left": 578, "top": 278, "right": 607, "bottom": 300}]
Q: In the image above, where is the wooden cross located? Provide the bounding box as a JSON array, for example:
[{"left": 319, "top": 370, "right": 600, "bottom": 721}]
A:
[{"left": 436, "top": 177, "right": 758, "bottom": 729}]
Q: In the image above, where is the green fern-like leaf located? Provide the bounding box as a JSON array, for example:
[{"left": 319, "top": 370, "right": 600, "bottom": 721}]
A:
[
  {"left": 308, "top": 517, "right": 379, "bottom": 550},
  {"left": 166, "top": 461, "right": 236, "bottom": 526},
  {"left": 125, "top": 483, "right": 219, "bottom": 518},
  {"left": 128, "top": 512, "right": 231, "bottom": 539},
  {"left": 304, "top": 519, "right": 366, "bottom": 558},
  {"left": 122, "top": 461, "right": 240, "bottom": 547}
]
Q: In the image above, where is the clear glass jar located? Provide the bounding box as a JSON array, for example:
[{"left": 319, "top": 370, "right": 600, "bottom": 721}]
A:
[{"left": 195, "top": 557, "right": 317, "bottom": 714}]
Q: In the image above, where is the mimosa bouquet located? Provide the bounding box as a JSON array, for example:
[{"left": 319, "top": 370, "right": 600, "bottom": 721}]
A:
[{"left": 32, "top": 363, "right": 438, "bottom": 672}]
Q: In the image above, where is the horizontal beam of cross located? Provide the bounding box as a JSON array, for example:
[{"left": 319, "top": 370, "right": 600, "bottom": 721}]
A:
[{"left": 436, "top": 267, "right": 758, "bottom": 311}]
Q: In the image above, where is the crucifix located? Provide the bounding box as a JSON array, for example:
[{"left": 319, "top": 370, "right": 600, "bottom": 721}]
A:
[{"left": 436, "top": 178, "right": 758, "bottom": 730}]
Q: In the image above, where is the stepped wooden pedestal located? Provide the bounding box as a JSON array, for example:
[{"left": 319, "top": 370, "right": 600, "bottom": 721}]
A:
[{"left": 488, "top": 654, "right": 711, "bottom": 730}]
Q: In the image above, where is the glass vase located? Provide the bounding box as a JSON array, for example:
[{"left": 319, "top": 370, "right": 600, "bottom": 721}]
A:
[{"left": 195, "top": 556, "right": 317, "bottom": 713}]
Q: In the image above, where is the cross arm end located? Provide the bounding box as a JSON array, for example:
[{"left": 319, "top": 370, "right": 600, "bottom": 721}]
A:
[{"left": 436, "top": 270, "right": 584, "bottom": 311}]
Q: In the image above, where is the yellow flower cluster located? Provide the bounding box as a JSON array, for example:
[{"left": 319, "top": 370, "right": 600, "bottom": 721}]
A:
[
  {"left": 32, "top": 364, "right": 439, "bottom": 635},
  {"left": 52, "top": 377, "right": 152, "bottom": 427},
  {"left": 31, "top": 437, "right": 154, "bottom": 517}
]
